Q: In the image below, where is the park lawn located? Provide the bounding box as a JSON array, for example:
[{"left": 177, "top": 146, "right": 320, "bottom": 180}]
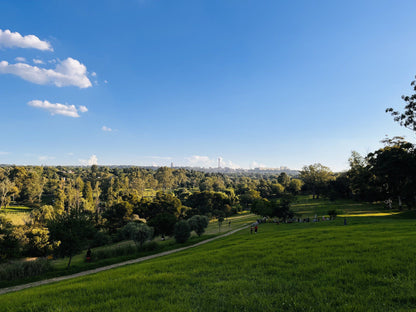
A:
[
  {"left": 0, "top": 206, "right": 32, "bottom": 226},
  {"left": 0, "top": 213, "right": 257, "bottom": 288},
  {"left": 292, "top": 196, "right": 391, "bottom": 217},
  {"left": 51, "top": 213, "right": 257, "bottom": 270},
  {"left": 2, "top": 213, "right": 416, "bottom": 311}
]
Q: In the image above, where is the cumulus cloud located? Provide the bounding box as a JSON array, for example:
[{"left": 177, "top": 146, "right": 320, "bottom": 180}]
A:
[
  {"left": 0, "top": 29, "right": 53, "bottom": 51},
  {"left": 0, "top": 151, "right": 9, "bottom": 155},
  {"left": 0, "top": 57, "right": 92, "bottom": 88},
  {"left": 33, "top": 59, "right": 44, "bottom": 64},
  {"left": 250, "top": 161, "right": 266, "bottom": 169},
  {"left": 102, "top": 126, "right": 112, "bottom": 132},
  {"left": 28, "top": 100, "right": 88, "bottom": 118},
  {"left": 79, "top": 106, "right": 88, "bottom": 113},
  {"left": 79, "top": 155, "right": 98, "bottom": 166},
  {"left": 91, "top": 72, "right": 97, "bottom": 77},
  {"left": 186, "top": 155, "right": 215, "bottom": 167},
  {"left": 15, "top": 57, "right": 26, "bottom": 62}
]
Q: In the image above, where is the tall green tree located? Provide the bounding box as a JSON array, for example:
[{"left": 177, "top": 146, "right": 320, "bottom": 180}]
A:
[
  {"left": 366, "top": 137, "right": 416, "bottom": 209},
  {"left": 300, "top": 163, "right": 334, "bottom": 199},
  {"left": 48, "top": 209, "right": 96, "bottom": 268},
  {"left": 0, "top": 178, "right": 16, "bottom": 210}
]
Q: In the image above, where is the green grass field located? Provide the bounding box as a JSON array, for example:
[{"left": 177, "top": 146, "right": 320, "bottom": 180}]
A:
[
  {"left": 0, "top": 205, "right": 32, "bottom": 226},
  {"left": 2, "top": 208, "right": 416, "bottom": 311}
]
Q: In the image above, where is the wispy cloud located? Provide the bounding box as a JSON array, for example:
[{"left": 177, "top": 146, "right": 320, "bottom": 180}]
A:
[
  {"left": 15, "top": 56, "right": 26, "bottom": 62},
  {"left": 38, "top": 155, "right": 55, "bottom": 161},
  {"left": 0, "top": 57, "right": 92, "bottom": 88},
  {"left": 102, "top": 126, "right": 112, "bottom": 132},
  {"left": 28, "top": 100, "right": 88, "bottom": 118},
  {"left": 0, "top": 151, "right": 9, "bottom": 155},
  {"left": 33, "top": 59, "right": 44, "bottom": 64},
  {"left": 79, "top": 155, "right": 98, "bottom": 166},
  {"left": 0, "top": 29, "right": 53, "bottom": 51}
]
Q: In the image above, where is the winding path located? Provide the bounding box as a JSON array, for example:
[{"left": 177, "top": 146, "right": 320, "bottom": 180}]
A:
[{"left": 0, "top": 225, "right": 250, "bottom": 295}]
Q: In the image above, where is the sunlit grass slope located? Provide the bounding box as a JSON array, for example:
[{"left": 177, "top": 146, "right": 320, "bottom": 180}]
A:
[{"left": 2, "top": 213, "right": 416, "bottom": 311}]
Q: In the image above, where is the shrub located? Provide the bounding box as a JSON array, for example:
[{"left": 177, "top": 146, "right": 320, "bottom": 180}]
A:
[
  {"left": 121, "top": 222, "right": 154, "bottom": 248},
  {"left": 188, "top": 215, "right": 209, "bottom": 237},
  {"left": 92, "top": 244, "right": 137, "bottom": 261},
  {"left": 0, "top": 258, "right": 51, "bottom": 281},
  {"left": 91, "top": 231, "right": 112, "bottom": 248},
  {"left": 141, "top": 241, "right": 159, "bottom": 252},
  {"left": 328, "top": 209, "right": 338, "bottom": 220},
  {"left": 174, "top": 220, "right": 191, "bottom": 243}
]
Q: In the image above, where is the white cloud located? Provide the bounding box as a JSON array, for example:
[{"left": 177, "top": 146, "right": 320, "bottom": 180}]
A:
[
  {"left": 33, "top": 59, "right": 44, "bottom": 64},
  {"left": 79, "top": 155, "right": 98, "bottom": 166},
  {"left": 38, "top": 155, "right": 55, "bottom": 161},
  {"left": 28, "top": 100, "right": 88, "bottom": 118},
  {"left": 250, "top": 161, "right": 266, "bottom": 169},
  {"left": 91, "top": 72, "right": 97, "bottom": 77},
  {"left": 79, "top": 105, "right": 88, "bottom": 113},
  {"left": 0, "top": 151, "right": 9, "bottom": 155},
  {"left": 0, "top": 57, "right": 92, "bottom": 88},
  {"left": 0, "top": 29, "right": 53, "bottom": 51},
  {"left": 102, "top": 126, "right": 112, "bottom": 132},
  {"left": 15, "top": 57, "right": 26, "bottom": 62},
  {"left": 104, "top": 80, "right": 108, "bottom": 84},
  {"left": 186, "top": 155, "right": 215, "bottom": 167}
]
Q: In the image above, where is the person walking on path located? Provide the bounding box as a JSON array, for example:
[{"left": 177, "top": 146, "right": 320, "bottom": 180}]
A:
[{"left": 86, "top": 248, "right": 92, "bottom": 262}]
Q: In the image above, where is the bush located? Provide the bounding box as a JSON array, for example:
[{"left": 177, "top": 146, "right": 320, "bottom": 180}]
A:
[
  {"left": 0, "top": 258, "right": 51, "bottom": 281},
  {"left": 91, "top": 231, "right": 112, "bottom": 248},
  {"left": 328, "top": 209, "right": 338, "bottom": 220},
  {"left": 174, "top": 220, "right": 191, "bottom": 243},
  {"left": 92, "top": 244, "right": 137, "bottom": 261},
  {"left": 141, "top": 241, "right": 159, "bottom": 252},
  {"left": 188, "top": 215, "right": 209, "bottom": 237},
  {"left": 121, "top": 222, "right": 154, "bottom": 247}
]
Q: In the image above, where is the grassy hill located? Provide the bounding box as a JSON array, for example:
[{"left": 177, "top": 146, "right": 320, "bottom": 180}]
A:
[{"left": 1, "top": 208, "right": 416, "bottom": 311}]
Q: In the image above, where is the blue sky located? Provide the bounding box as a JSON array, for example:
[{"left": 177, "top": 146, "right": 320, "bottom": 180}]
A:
[{"left": 0, "top": 0, "right": 415, "bottom": 171}]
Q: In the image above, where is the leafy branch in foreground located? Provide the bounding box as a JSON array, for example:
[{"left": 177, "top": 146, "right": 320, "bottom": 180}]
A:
[{"left": 386, "top": 76, "right": 416, "bottom": 132}]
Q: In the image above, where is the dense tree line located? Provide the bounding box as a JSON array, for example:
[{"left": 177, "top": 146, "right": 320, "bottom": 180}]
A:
[{"left": 0, "top": 166, "right": 302, "bottom": 262}]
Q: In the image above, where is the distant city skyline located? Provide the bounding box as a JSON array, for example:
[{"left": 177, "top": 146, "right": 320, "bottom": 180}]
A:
[{"left": 1, "top": 1, "right": 415, "bottom": 172}]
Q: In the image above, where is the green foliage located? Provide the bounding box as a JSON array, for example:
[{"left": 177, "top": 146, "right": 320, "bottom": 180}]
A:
[
  {"left": 174, "top": 220, "right": 191, "bottom": 243},
  {"left": 327, "top": 209, "right": 338, "bottom": 219},
  {"left": 91, "top": 231, "right": 112, "bottom": 248},
  {"left": 47, "top": 209, "right": 96, "bottom": 268},
  {"left": 147, "top": 213, "right": 177, "bottom": 237},
  {"left": 300, "top": 163, "right": 334, "bottom": 199},
  {"left": 188, "top": 215, "right": 209, "bottom": 236},
  {"left": 121, "top": 222, "right": 154, "bottom": 247},
  {"left": 25, "top": 226, "right": 53, "bottom": 256},
  {"left": 0, "top": 258, "right": 50, "bottom": 281},
  {"left": 103, "top": 201, "right": 133, "bottom": 233},
  {"left": 0, "top": 216, "right": 23, "bottom": 260},
  {"left": 386, "top": 75, "right": 416, "bottom": 131},
  {"left": 30, "top": 205, "right": 55, "bottom": 226}
]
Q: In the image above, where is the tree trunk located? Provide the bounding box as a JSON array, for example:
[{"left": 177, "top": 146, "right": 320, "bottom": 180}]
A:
[{"left": 67, "top": 255, "right": 73, "bottom": 269}]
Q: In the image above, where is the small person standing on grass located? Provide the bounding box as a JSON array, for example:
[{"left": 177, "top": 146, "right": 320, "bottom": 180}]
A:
[
  {"left": 86, "top": 248, "right": 92, "bottom": 262},
  {"left": 254, "top": 225, "right": 258, "bottom": 233},
  {"left": 344, "top": 218, "right": 347, "bottom": 226},
  {"left": 228, "top": 221, "right": 231, "bottom": 228}
]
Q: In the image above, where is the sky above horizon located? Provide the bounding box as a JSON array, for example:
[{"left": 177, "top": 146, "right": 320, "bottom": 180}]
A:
[{"left": 1, "top": 0, "right": 416, "bottom": 172}]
